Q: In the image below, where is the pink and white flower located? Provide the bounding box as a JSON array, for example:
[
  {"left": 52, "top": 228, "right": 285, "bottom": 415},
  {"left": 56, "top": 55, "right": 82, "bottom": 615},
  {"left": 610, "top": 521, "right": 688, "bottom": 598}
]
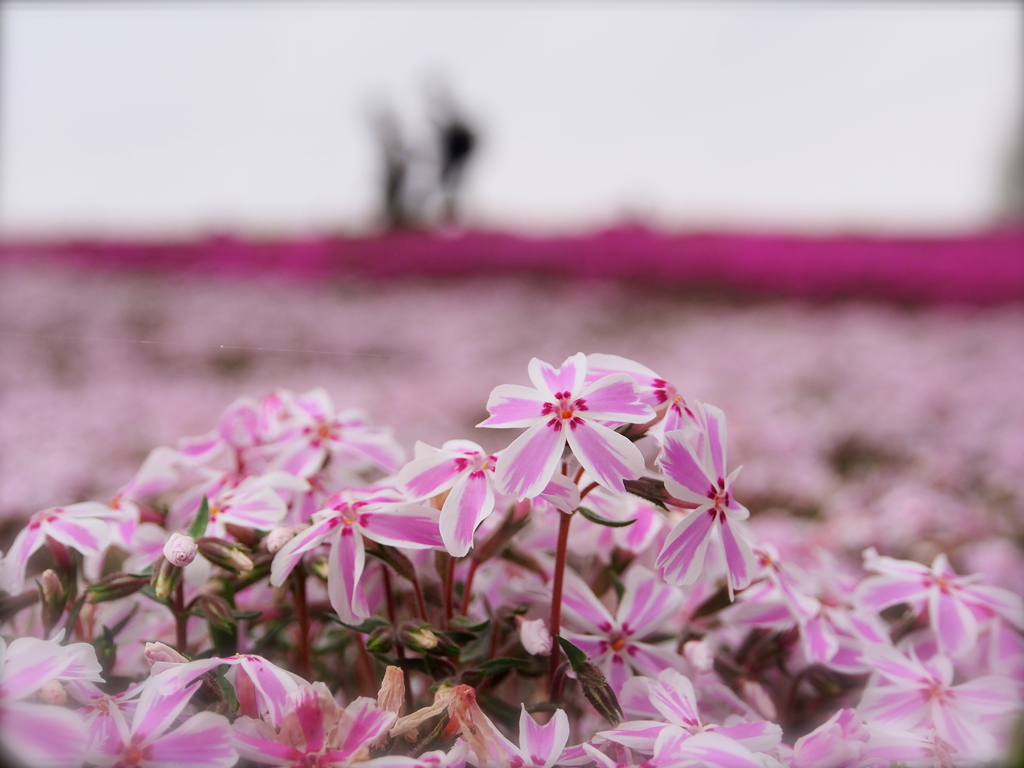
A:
[
  {"left": 265, "top": 388, "right": 406, "bottom": 478},
  {"left": 0, "top": 634, "right": 103, "bottom": 768},
  {"left": 399, "top": 439, "right": 503, "bottom": 557},
  {"left": 479, "top": 353, "right": 654, "bottom": 499},
  {"left": 233, "top": 683, "right": 396, "bottom": 767},
  {"left": 93, "top": 668, "right": 237, "bottom": 768},
  {"left": 856, "top": 548, "right": 1024, "bottom": 658},
  {"left": 599, "top": 669, "right": 782, "bottom": 758},
  {"left": 586, "top": 353, "right": 699, "bottom": 437},
  {"left": 655, "top": 403, "right": 756, "bottom": 598},
  {"left": 858, "top": 643, "right": 1020, "bottom": 761},
  {"left": 270, "top": 486, "right": 442, "bottom": 623},
  {"left": 555, "top": 565, "right": 686, "bottom": 693},
  {"left": 791, "top": 708, "right": 870, "bottom": 768},
  {"left": 0, "top": 502, "right": 117, "bottom": 594},
  {"left": 505, "top": 705, "right": 571, "bottom": 768}
]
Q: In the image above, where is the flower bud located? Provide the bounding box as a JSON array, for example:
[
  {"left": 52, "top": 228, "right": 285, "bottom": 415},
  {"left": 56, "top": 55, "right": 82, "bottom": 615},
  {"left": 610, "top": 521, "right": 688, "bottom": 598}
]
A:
[
  {"left": 163, "top": 533, "right": 198, "bottom": 567},
  {"left": 682, "top": 639, "right": 715, "bottom": 675},
  {"left": 39, "top": 679, "right": 67, "bottom": 706},
  {"left": 152, "top": 556, "right": 181, "bottom": 600},
  {"left": 516, "top": 617, "right": 552, "bottom": 656},
  {"left": 196, "top": 593, "right": 237, "bottom": 633},
  {"left": 366, "top": 625, "right": 396, "bottom": 654},
  {"left": 87, "top": 573, "right": 150, "bottom": 604},
  {"left": 145, "top": 641, "right": 188, "bottom": 665},
  {"left": 196, "top": 537, "right": 253, "bottom": 573},
  {"left": 576, "top": 660, "right": 623, "bottom": 726},
  {"left": 264, "top": 526, "right": 297, "bottom": 554},
  {"left": 400, "top": 624, "right": 439, "bottom": 653},
  {"left": 38, "top": 569, "right": 65, "bottom": 634}
]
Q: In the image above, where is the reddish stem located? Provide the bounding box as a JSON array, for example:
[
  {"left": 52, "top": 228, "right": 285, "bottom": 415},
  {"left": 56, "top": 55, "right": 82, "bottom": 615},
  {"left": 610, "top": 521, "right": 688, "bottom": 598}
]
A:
[
  {"left": 548, "top": 510, "right": 574, "bottom": 697},
  {"left": 460, "top": 558, "right": 480, "bottom": 616},
  {"left": 293, "top": 568, "right": 312, "bottom": 680},
  {"left": 382, "top": 566, "right": 397, "bottom": 625},
  {"left": 442, "top": 555, "right": 455, "bottom": 629},
  {"left": 410, "top": 571, "right": 429, "bottom": 623}
]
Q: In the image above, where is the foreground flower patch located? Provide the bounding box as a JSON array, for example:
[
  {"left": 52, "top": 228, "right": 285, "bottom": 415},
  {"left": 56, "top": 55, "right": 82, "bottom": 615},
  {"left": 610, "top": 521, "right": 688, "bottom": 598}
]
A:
[{"left": 0, "top": 352, "right": 1021, "bottom": 767}]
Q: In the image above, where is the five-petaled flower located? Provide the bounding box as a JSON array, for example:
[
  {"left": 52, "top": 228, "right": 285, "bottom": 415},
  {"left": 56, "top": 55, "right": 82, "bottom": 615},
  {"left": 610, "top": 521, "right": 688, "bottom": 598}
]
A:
[
  {"left": 478, "top": 353, "right": 654, "bottom": 500},
  {"left": 856, "top": 547, "right": 1024, "bottom": 658},
  {"left": 270, "top": 486, "right": 442, "bottom": 624},
  {"left": 399, "top": 439, "right": 503, "bottom": 557},
  {"left": 655, "top": 403, "right": 756, "bottom": 598}
]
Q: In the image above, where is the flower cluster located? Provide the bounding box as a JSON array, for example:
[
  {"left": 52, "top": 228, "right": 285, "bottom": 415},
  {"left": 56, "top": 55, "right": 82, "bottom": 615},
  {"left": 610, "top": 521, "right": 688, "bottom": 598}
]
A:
[{"left": 1, "top": 352, "right": 1021, "bottom": 767}]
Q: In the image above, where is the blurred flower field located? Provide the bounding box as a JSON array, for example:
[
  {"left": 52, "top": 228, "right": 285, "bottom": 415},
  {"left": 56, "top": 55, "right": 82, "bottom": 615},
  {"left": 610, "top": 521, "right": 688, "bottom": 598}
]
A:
[{"left": 2, "top": 262, "right": 1021, "bottom": 587}]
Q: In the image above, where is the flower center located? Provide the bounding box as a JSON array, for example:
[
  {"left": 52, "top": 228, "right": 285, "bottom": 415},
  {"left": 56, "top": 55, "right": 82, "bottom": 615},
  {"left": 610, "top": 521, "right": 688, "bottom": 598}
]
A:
[
  {"left": 340, "top": 505, "right": 360, "bottom": 526},
  {"left": 122, "top": 740, "right": 146, "bottom": 767},
  {"left": 707, "top": 477, "right": 730, "bottom": 508},
  {"left": 541, "top": 391, "right": 589, "bottom": 431}
]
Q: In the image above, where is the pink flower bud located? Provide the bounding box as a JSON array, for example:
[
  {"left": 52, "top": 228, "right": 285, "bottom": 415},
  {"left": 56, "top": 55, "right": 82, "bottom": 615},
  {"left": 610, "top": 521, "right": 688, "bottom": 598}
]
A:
[
  {"left": 145, "top": 641, "right": 188, "bottom": 665},
  {"left": 682, "top": 639, "right": 715, "bottom": 674},
  {"left": 517, "top": 617, "right": 552, "bottom": 656},
  {"left": 39, "top": 679, "right": 67, "bottom": 705},
  {"left": 163, "top": 533, "right": 198, "bottom": 566},
  {"left": 265, "top": 526, "right": 297, "bottom": 554}
]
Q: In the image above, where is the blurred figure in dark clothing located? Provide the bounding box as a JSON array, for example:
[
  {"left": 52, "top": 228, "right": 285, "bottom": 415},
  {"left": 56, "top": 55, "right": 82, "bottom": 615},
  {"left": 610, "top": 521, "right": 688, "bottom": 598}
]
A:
[
  {"left": 428, "top": 83, "right": 478, "bottom": 226},
  {"left": 999, "top": 112, "right": 1024, "bottom": 225},
  {"left": 369, "top": 105, "right": 413, "bottom": 230}
]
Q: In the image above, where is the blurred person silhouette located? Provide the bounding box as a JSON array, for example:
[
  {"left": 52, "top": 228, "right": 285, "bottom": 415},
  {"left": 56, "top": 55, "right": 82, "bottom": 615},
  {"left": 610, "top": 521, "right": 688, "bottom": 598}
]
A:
[
  {"left": 999, "top": 111, "right": 1024, "bottom": 225},
  {"left": 426, "top": 80, "right": 478, "bottom": 227},
  {"left": 369, "top": 104, "right": 414, "bottom": 230}
]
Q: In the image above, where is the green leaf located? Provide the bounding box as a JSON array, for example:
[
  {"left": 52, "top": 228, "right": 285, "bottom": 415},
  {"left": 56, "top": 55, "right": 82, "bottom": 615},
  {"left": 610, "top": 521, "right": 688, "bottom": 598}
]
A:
[
  {"left": 555, "top": 635, "right": 588, "bottom": 672},
  {"left": 622, "top": 478, "right": 670, "bottom": 511},
  {"left": 105, "top": 603, "right": 140, "bottom": 639},
  {"left": 216, "top": 666, "right": 239, "bottom": 711},
  {"left": 449, "top": 616, "right": 491, "bottom": 633},
  {"left": 477, "top": 657, "right": 530, "bottom": 678},
  {"left": 325, "top": 614, "right": 390, "bottom": 634},
  {"left": 186, "top": 496, "right": 210, "bottom": 539},
  {"left": 576, "top": 506, "right": 637, "bottom": 528},
  {"left": 60, "top": 594, "right": 87, "bottom": 644}
]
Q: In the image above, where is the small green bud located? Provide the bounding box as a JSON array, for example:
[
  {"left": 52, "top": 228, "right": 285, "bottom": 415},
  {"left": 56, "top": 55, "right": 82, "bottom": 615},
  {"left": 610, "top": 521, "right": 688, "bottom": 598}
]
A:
[
  {"left": 196, "top": 537, "right": 254, "bottom": 573},
  {"left": 366, "top": 625, "right": 396, "bottom": 654},
  {"left": 87, "top": 573, "right": 150, "bottom": 604},
  {"left": 151, "top": 557, "right": 181, "bottom": 600}
]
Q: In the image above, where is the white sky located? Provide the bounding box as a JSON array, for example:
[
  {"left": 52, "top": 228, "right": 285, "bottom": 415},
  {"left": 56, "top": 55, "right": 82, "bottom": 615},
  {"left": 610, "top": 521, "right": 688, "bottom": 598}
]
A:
[{"left": 1, "top": 1, "right": 1021, "bottom": 236}]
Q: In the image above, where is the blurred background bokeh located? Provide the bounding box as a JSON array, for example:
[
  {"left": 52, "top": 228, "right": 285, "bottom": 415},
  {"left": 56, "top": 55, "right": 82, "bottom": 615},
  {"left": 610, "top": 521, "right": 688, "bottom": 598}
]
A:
[{"left": 1, "top": 1, "right": 1022, "bottom": 582}]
